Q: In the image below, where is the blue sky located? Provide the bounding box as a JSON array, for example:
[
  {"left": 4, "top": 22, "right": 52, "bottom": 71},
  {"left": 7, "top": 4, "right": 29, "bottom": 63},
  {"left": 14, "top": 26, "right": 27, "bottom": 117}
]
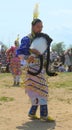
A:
[{"left": 0, "top": 0, "right": 72, "bottom": 48}]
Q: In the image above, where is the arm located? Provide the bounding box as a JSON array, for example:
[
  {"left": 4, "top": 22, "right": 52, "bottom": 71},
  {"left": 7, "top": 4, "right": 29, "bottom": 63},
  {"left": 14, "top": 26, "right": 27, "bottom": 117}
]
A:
[{"left": 16, "top": 36, "right": 30, "bottom": 56}]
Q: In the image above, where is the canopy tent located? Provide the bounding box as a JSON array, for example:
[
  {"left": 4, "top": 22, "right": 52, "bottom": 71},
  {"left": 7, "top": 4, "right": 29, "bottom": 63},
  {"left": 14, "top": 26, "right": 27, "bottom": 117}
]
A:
[{"left": 0, "top": 41, "right": 3, "bottom": 50}]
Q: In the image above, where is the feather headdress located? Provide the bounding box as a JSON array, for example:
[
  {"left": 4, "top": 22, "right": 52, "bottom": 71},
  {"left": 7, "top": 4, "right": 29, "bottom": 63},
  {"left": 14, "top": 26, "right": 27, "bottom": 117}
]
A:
[{"left": 33, "top": 3, "right": 39, "bottom": 20}]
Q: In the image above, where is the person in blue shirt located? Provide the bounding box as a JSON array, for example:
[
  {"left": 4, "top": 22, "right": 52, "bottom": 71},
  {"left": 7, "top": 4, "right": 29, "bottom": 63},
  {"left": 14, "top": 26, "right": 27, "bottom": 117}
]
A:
[{"left": 17, "top": 18, "right": 55, "bottom": 122}]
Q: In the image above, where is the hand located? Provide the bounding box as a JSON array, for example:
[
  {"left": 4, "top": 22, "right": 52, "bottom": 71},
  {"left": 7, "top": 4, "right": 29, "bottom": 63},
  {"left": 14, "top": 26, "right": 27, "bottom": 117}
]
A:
[
  {"left": 27, "top": 56, "right": 35, "bottom": 63},
  {"left": 30, "top": 49, "right": 41, "bottom": 55}
]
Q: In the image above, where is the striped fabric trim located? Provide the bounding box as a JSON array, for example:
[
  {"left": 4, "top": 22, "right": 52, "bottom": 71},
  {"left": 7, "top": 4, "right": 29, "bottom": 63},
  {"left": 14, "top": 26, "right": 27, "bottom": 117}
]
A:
[
  {"left": 27, "top": 72, "right": 46, "bottom": 81},
  {"left": 36, "top": 75, "right": 46, "bottom": 81},
  {"left": 26, "top": 86, "right": 47, "bottom": 98},
  {"left": 29, "top": 66, "right": 41, "bottom": 72},
  {"left": 28, "top": 84, "right": 48, "bottom": 94},
  {"left": 27, "top": 78, "right": 48, "bottom": 87}
]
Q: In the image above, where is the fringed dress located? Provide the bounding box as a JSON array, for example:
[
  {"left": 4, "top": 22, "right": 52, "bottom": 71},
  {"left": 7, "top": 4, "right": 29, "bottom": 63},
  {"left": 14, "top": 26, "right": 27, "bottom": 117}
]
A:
[{"left": 25, "top": 60, "right": 48, "bottom": 106}]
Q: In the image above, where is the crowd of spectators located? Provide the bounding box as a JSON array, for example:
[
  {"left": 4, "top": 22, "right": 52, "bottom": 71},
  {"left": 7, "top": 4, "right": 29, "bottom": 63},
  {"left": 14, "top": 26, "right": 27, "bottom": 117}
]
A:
[
  {"left": 0, "top": 44, "right": 72, "bottom": 73},
  {"left": 50, "top": 49, "right": 72, "bottom": 72}
]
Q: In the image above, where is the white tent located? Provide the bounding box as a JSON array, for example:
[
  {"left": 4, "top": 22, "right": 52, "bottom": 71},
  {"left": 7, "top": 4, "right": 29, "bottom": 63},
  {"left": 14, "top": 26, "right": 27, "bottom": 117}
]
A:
[{"left": 0, "top": 41, "right": 3, "bottom": 50}]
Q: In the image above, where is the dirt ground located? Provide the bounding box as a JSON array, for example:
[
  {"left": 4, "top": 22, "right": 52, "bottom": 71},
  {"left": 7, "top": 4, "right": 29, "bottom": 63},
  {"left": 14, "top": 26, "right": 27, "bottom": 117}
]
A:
[{"left": 0, "top": 82, "right": 72, "bottom": 130}]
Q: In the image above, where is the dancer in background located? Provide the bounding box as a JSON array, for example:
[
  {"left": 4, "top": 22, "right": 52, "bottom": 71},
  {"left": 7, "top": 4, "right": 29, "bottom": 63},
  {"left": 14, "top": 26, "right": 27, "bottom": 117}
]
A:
[{"left": 6, "top": 37, "right": 21, "bottom": 86}]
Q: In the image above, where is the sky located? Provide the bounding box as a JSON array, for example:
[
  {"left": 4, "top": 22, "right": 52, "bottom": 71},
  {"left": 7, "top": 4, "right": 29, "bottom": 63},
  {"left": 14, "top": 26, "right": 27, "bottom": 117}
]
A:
[{"left": 0, "top": 0, "right": 72, "bottom": 49}]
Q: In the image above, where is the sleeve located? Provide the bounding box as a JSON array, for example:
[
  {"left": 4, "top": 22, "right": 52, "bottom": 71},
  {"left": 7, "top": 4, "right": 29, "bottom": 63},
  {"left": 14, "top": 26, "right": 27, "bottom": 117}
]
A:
[{"left": 16, "top": 36, "right": 31, "bottom": 56}]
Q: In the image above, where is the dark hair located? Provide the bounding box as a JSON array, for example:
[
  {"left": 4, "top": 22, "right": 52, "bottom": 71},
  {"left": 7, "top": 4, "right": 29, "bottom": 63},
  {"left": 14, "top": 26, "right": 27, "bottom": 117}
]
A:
[
  {"left": 31, "top": 19, "right": 42, "bottom": 26},
  {"left": 14, "top": 40, "right": 19, "bottom": 46}
]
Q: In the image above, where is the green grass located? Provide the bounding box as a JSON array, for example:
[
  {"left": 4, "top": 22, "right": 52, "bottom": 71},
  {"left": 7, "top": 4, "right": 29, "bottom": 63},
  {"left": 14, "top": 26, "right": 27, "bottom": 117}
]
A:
[
  {"left": 0, "top": 96, "right": 14, "bottom": 102},
  {"left": 0, "top": 72, "right": 72, "bottom": 89},
  {"left": 47, "top": 72, "right": 72, "bottom": 89},
  {"left": 0, "top": 73, "right": 12, "bottom": 88},
  {"left": 0, "top": 73, "right": 11, "bottom": 78}
]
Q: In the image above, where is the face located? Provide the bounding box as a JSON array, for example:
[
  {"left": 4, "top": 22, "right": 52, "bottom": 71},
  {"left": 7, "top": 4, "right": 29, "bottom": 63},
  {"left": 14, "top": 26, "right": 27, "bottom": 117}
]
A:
[{"left": 32, "top": 22, "right": 43, "bottom": 33}]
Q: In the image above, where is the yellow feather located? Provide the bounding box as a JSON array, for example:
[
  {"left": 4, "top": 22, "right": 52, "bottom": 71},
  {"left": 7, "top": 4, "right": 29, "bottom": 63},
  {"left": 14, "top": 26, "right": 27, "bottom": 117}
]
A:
[
  {"left": 33, "top": 3, "right": 39, "bottom": 19},
  {"left": 16, "top": 34, "right": 20, "bottom": 41}
]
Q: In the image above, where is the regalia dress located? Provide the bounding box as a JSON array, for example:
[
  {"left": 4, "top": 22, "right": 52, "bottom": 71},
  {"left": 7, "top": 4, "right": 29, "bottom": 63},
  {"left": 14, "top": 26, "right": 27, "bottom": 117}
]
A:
[
  {"left": 7, "top": 46, "right": 21, "bottom": 85},
  {"left": 17, "top": 33, "right": 53, "bottom": 118}
]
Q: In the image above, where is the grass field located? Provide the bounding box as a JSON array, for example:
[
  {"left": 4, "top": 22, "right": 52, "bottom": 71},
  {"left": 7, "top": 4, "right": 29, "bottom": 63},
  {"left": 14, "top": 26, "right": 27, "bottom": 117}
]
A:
[
  {"left": 48, "top": 72, "right": 72, "bottom": 88},
  {"left": 0, "top": 72, "right": 72, "bottom": 88},
  {"left": 0, "top": 72, "right": 72, "bottom": 130},
  {"left": 0, "top": 72, "right": 72, "bottom": 104}
]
